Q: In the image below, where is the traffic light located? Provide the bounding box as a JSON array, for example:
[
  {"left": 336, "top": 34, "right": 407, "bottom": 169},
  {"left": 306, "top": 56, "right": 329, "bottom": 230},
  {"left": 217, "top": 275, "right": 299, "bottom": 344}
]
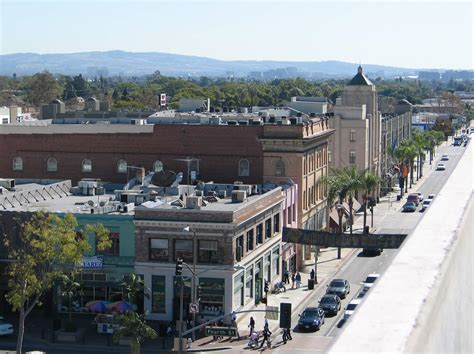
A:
[
  {"left": 197, "top": 286, "right": 202, "bottom": 301},
  {"left": 175, "top": 258, "right": 183, "bottom": 276},
  {"left": 264, "top": 281, "right": 269, "bottom": 293}
]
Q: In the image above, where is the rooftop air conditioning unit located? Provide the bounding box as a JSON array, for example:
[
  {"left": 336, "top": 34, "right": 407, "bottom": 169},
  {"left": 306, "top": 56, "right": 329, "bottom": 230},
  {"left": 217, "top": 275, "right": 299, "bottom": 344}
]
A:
[
  {"left": 231, "top": 190, "right": 246, "bottom": 203},
  {"left": 0, "top": 178, "right": 15, "bottom": 190},
  {"left": 185, "top": 196, "right": 202, "bottom": 209},
  {"left": 217, "top": 190, "right": 226, "bottom": 199}
]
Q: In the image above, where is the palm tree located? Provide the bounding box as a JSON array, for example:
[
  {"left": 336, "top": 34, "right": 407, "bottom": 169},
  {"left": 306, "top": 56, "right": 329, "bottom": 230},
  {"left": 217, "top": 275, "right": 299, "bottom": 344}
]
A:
[
  {"left": 338, "top": 167, "right": 366, "bottom": 235},
  {"left": 361, "top": 171, "right": 380, "bottom": 232},
  {"left": 113, "top": 311, "right": 157, "bottom": 354},
  {"left": 61, "top": 273, "right": 81, "bottom": 324},
  {"left": 120, "top": 274, "right": 149, "bottom": 312}
]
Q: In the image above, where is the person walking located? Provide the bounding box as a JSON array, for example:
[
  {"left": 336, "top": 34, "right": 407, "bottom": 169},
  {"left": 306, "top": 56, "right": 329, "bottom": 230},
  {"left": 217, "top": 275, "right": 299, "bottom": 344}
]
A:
[
  {"left": 260, "top": 326, "right": 272, "bottom": 348},
  {"left": 248, "top": 316, "right": 255, "bottom": 337},
  {"left": 310, "top": 269, "right": 315, "bottom": 280},
  {"left": 291, "top": 272, "right": 296, "bottom": 289},
  {"left": 231, "top": 311, "right": 240, "bottom": 340},
  {"left": 295, "top": 272, "right": 301, "bottom": 289},
  {"left": 283, "top": 268, "right": 289, "bottom": 284}
]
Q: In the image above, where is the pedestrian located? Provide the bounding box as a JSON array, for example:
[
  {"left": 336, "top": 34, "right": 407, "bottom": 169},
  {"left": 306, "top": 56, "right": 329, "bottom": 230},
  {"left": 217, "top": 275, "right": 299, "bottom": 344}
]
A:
[
  {"left": 310, "top": 269, "right": 315, "bottom": 280},
  {"left": 248, "top": 316, "right": 255, "bottom": 337},
  {"left": 264, "top": 318, "right": 269, "bottom": 330},
  {"left": 291, "top": 272, "right": 296, "bottom": 289},
  {"left": 166, "top": 324, "right": 173, "bottom": 337},
  {"left": 260, "top": 326, "right": 272, "bottom": 348},
  {"left": 283, "top": 268, "right": 289, "bottom": 284},
  {"left": 231, "top": 311, "right": 240, "bottom": 340},
  {"left": 295, "top": 272, "right": 301, "bottom": 289}
]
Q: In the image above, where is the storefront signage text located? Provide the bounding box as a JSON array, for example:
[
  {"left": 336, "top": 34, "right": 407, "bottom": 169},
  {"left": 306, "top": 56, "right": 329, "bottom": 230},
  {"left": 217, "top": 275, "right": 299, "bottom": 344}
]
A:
[{"left": 82, "top": 255, "right": 103, "bottom": 269}]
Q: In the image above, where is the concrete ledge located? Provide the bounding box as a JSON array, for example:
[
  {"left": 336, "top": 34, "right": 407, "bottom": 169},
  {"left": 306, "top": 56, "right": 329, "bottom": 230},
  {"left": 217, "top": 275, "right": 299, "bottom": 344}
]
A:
[{"left": 329, "top": 142, "right": 473, "bottom": 353}]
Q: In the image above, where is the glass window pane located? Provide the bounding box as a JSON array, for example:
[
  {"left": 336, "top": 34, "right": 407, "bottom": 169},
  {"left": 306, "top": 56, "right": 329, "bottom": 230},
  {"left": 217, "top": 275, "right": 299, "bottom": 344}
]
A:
[{"left": 152, "top": 275, "right": 166, "bottom": 313}]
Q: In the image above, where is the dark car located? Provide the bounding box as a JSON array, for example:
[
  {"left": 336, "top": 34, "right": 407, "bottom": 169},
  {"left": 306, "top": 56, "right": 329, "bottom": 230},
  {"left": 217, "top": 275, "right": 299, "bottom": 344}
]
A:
[
  {"left": 407, "top": 194, "right": 420, "bottom": 206},
  {"left": 362, "top": 247, "right": 383, "bottom": 256},
  {"left": 402, "top": 201, "right": 417, "bottom": 212},
  {"left": 318, "top": 294, "right": 341, "bottom": 316},
  {"left": 297, "top": 307, "right": 325, "bottom": 331},
  {"left": 326, "top": 279, "right": 350, "bottom": 299}
]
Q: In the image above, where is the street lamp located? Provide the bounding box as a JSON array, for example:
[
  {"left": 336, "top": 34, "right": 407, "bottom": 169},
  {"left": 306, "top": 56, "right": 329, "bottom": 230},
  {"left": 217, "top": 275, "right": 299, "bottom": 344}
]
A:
[
  {"left": 183, "top": 226, "right": 197, "bottom": 341},
  {"left": 335, "top": 204, "right": 344, "bottom": 259}
]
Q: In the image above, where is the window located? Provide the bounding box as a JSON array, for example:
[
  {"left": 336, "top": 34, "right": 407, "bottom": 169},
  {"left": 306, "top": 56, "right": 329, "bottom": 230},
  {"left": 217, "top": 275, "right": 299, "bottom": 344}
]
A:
[
  {"left": 149, "top": 239, "right": 169, "bottom": 261},
  {"left": 235, "top": 236, "right": 243, "bottom": 261},
  {"left": 349, "top": 151, "right": 356, "bottom": 164},
  {"left": 189, "top": 159, "right": 199, "bottom": 180},
  {"left": 328, "top": 150, "right": 332, "bottom": 163},
  {"left": 47, "top": 157, "right": 57, "bottom": 172},
  {"left": 199, "top": 240, "right": 218, "bottom": 263},
  {"left": 238, "top": 159, "right": 249, "bottom": 177},
  {"left": 245, "top": 266, "right": 253, "bottom": 301},
  {"left": 265, "top": 219, "right": 272, "bottom": 239},
  {"left": 151, "top": 275, "right": 166, "bottom": 313},
  {"left": 174, "top": 239, "right": 193, "bottom": 262},
  {"left": 13, "top": 157, "right": 23, "bottom": 171},
  {"left": 101, "top": 232, "right": 120, "bottom": 256},
  {"left": 287, "top": 206, "right": 292, "bottom": 224},
  {"left": 272, "top": 247, "right": 280, "bottom": 278},
  {"left": 274, "top": 213, "right": 280, "bottom": 233},
  {"left": 350, "top": 130, "right": 356, "bottom": 142},
  {"left": 82, "top": 159, "right": 92, "bottom": 172},
  {"left": 117, "top": 159, "right": 127, "bottom": 173},
  {"left": 275, "top": 159, "right": 285, "bottom": 176},
  {"left": 153, "top": 160, "right": 163, "bottom": 173},
  {"left": 246, "top": 229, "right": 254, "bottom": 252},
  {"left": 256, "top": 224, "right": 263, "bottom": 245}
]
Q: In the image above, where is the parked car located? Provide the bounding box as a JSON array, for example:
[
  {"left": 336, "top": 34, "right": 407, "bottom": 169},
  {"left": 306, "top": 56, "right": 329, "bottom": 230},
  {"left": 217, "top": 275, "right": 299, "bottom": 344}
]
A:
[
  {"left": 441, "top": 154, "right": 449, "bottom": 161},
  {"left": 407, "top": 193, "right": 420, "bottom": 206},
  {"left": 362, "top": 274, "right": 380, "bottom": 291},
  {"left": 402, "top": 201, "right": 417, "bottom": 212},
  {"left": 436, "top": 163, "right": 446, "bottom": 171},
  {"left": 420, "top": 199, "right": 432, "bottom": 212},
  {"left": 318, "top": 294, "right": 341, "bottom": 316},
  {"left": 362, "top": 247, "right": 383, "bottom": 256},
  {"left": 0, "top": 317, "right": 14, "bottom": 336},
  {"left": 326, "top": 279, "right": 351, "bottom": 299},
  {"left": 414, "top": 192, "right": 424, "bottom": 202},
  {"left": 297, "top": 307, "right": 325, "bottom": 331},
  {"left": 343, "top": 298, "right": 362, "bottom": 321}
]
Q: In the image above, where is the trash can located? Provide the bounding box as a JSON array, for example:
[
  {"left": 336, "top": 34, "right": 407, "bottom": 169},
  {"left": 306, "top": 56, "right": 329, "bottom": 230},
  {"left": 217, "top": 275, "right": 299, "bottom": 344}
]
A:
[{"left": 308, "top": 279, "right": 314, "bottom": 290}]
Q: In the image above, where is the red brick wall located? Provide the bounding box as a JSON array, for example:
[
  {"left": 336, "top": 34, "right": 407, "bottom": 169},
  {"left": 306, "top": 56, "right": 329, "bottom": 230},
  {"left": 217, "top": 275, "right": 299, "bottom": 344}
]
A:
[{"left": 0, "top": 125, "right": 265, "bottom": 184}]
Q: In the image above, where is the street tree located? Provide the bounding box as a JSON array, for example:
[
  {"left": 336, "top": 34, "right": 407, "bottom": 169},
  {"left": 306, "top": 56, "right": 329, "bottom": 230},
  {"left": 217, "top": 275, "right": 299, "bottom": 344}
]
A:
[
  {"left": 120, "top": 273, "right": 149, "bottom": 311},
  {"left": 60, "top": 273, "right": 81, "bottom": 325},
  {"left": 113, "top": 311, "right": 157, "bottom": 354},
  {"left": 361, "top": 170, "right": 380, "bottom": 232},
  {"left": 3, "top": 211, "right": 111, "bottom": 354}
]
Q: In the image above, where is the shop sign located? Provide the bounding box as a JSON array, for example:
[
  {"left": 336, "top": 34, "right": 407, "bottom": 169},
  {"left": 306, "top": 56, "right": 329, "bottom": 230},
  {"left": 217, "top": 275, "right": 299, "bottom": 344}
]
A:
[{"left": 82, "top": 255, "right": 103, "bottom": 269}]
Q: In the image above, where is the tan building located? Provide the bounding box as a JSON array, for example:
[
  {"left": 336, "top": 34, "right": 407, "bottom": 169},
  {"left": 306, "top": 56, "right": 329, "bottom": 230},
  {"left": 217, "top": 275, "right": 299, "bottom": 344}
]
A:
[{"left": 329, "top": 66, "right": 381, "bottom": 179}]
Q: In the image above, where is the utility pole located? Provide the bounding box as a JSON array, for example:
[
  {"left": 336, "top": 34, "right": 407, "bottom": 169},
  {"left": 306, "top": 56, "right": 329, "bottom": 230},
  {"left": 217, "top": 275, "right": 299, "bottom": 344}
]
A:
[{"left": 178, "top": 278, "right": 184, "bottom": 354}]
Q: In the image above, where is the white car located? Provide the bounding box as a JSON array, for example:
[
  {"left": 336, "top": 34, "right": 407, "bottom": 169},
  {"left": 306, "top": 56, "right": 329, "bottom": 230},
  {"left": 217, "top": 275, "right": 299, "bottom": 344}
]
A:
[
  {"left": 421, "top": 199, "right": 431, "bottom": 211},
  {"left": 436, "top": 163, "right": 446, "bottom": 171},
  {"left": 0, "top": 317, "right": 14, "bottom": 336},
  {"left": 441, "top": 154, "right": 449, "bottom": 161},
  {"left": 362, "top": 274, "right": 380, "bottom": 291},
  {"left": 344, "top": 298, "right": 362, "bottom": 321}
]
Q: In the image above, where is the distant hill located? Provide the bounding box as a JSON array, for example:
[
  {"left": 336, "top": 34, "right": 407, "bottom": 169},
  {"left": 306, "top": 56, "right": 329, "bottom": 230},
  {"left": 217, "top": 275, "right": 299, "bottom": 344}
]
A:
[{"left": 0, "top": 50, "right": 424, "bottom": 78}]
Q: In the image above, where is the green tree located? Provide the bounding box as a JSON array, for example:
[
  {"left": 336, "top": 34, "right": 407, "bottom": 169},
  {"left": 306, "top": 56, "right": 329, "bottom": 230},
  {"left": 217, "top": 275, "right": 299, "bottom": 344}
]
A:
[
  {"left": 113, "top": 311, "right": 157, "bottom": 354},
  {"left": 3, "top": 211, "right": 111, "bottom": 354},
  {"left": 361, "top": 171, "right": 380, "bottom": 232},
  {"left": 120, "top": 273, "right": 149, "bottom": 309},
  {"left": 28, "top": 71, "right": 62, "bottom": 107}
]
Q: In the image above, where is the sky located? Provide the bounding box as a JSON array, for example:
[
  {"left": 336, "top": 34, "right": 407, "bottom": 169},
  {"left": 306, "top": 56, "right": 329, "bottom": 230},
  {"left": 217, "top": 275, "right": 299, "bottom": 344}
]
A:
[{"left": 0, "top": 0, "right": 472, "bottom": 70}]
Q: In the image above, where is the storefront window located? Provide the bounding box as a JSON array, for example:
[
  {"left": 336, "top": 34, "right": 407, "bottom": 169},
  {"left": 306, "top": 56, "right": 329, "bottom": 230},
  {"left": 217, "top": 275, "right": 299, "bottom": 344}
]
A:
[
  {"left": 174, "top": 239, "right": 193, "bottom": 262},
  {"left": 245, "top": 266, "right": 253, "bottom": 302},
  {"left": 152, "top": 275, "right": 166, "bottom": 313},
  {"left": 272, "top": 247, "right": 280, "bottom": 278},
  {"left": 264, "top": 252, "right": 271, "bottom": 282},
  {"left": 233, "top": 272, "right": 244, "bottom": 309},
  {"left": 199, "top": 278, "right": 225, "bottom": 317},
  {"left": 198, "top": 240, "right": 218, "bottom": 263},
  {"left": 149, "top": 239, "right": 169, "bottom": 261}
]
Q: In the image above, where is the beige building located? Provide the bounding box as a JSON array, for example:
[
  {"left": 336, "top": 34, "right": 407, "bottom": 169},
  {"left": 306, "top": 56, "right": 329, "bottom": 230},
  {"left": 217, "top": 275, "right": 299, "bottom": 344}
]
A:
[{"left": 329, "top": 66, "right": 381, "bottom": 179}]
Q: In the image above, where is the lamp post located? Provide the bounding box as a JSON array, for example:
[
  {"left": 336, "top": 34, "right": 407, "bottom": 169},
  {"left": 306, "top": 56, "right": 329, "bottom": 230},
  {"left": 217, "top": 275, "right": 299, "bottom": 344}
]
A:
[
  {"left": 183, "top": 226, "right": 197, "bottom": 341},
  {"left": 335, "top": 204, "right": 343, "bottom": 259}
]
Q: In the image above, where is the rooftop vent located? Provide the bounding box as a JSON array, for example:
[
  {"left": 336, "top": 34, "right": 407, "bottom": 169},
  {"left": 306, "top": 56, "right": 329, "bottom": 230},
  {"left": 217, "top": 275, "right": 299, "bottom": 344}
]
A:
[
  {"left": 185, "top": 196, "right": 202, "bottom": 209},
  {"left": 231, "top": 190, "right": 247, "bottom": 203}
]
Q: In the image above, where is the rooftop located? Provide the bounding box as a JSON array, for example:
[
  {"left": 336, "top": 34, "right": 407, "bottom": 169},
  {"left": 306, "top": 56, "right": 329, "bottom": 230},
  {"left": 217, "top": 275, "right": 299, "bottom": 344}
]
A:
[{"left": 347, "top": 66, "right": 373, "bottom": 86}]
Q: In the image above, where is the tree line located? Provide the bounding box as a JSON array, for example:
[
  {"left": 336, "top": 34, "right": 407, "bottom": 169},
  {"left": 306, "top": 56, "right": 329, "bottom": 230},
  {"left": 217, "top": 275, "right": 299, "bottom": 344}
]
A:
[{"left": 1, "top": 70, "right": 472, "bottom": 114}]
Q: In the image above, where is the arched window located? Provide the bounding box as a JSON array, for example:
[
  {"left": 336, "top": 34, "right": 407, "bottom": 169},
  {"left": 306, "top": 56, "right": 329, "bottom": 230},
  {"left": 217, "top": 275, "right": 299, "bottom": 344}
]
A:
[
  {"left": 117, "top": 159, "right": 127, "bottom": 174},
  {"left": 238, "top": 159, "right": 250, "bottom": 177},
  {"left": 153, "top": 160, "right": 163, "bottom": 173},
  {"left": 275, "top": 159, "right": 286, "bottom": 176},
  {"left": 47, "top": 157, "right": 57, "bottom": 172},
  {"left": 12, "top": 157, "right": 23, "bottom": 171},
  {"left": 82, "top": 159, "right": 92, "bottom": 172}
]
